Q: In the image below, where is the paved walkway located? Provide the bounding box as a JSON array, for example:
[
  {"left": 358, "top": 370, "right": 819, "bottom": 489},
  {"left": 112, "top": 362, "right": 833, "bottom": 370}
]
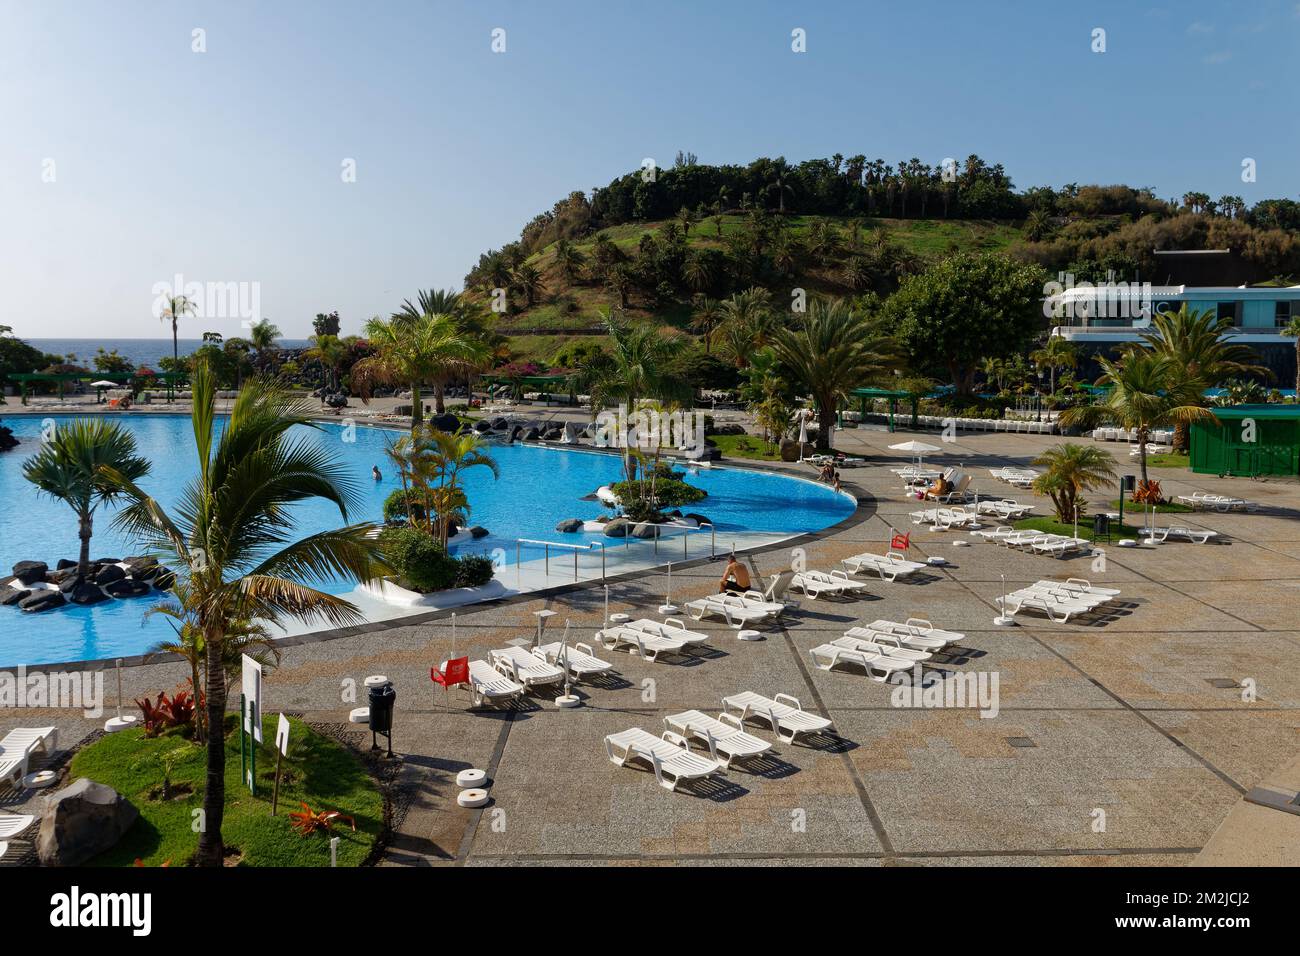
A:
[{"left": 4, "top": 416, "right": 1299, "bottom": 866}]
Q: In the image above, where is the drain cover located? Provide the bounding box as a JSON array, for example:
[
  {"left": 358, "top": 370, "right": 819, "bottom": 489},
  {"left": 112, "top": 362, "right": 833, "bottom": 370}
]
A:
[
  {"left": 1205, "top": 678, "right": 1239, "bottom": 689},
  {"left": 1006, "top": 737, "right": 1037, "bottom": 749}
]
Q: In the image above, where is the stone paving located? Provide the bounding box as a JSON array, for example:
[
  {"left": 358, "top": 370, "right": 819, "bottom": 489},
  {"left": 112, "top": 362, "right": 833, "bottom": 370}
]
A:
[{"left": 3, "top": 417, "right": 1299, "bottom": 866}]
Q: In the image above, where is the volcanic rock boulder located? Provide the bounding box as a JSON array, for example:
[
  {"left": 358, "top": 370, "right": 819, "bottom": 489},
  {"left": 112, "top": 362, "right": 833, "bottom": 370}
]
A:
[
  {"left": 555, "top": 518, "right": 583, "bottom": 533},
  {"left": 19, "top": 590, "right": 65, "bottom": 612},
  {"left": 12, "top": 561, "right": 48, "bottom": 586},
  {"left": 37, "top": 778, "right": 140, "bottom": 867},
  {"left": 603, "top": 518, "right": 630, "bottom": 538}
]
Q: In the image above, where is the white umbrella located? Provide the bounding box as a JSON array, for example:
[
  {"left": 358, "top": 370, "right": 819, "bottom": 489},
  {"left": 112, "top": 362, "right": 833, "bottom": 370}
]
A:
[
  {"left": 90, "top": 380, "right": 119, "bottom": 388},
  {"left": 888, "top": 439, "right": 942, "bottom": 469},
  {"left": 796, "top": 409, "right": 809, "bottom": 460}
]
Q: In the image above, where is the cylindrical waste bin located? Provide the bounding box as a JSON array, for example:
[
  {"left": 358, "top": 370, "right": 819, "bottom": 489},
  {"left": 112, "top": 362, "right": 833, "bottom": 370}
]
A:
[
  {"left": 368, "top": 683, "right": 395, "bottom": 754},
  {"left": 1093, "top": 513, "right": 1110, "bottom": 540}
]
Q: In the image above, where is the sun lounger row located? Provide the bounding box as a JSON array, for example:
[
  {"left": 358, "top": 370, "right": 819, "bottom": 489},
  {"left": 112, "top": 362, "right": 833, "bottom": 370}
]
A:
[
  {"left": 988, "top": 467, "right": 1039, "bottom": 487},
  {"left": 997, "top": 579, "right": 1121, "bottom": 622},
  {"left": 911, "top": 506, "right": 980, "bottom": 530},
  {"left": 1139, "top": 525, "right": 1219, "bottom": 544},
  {"left": 685, "top": 591, "right": 785, "bottom": 627},
  {"left": 975, "top": 498, "right": 1035, "bottom": 519},
  {"left": 597, "top": 617, "right": 706, "bottom": 660},
  {"left": 1093, "top": 427, "right": 1173, "bottom": 444},
  {"left": 973, "top": 527, "right": 1092, "bottom": 556},
  {"left": 789, "top": 569, "right": 868, "bottom": 600},
  {"left": 0, "top": 726, "right": 58, "bottom": 790},
  {"left": 1175, "top": 492, "right": 1258, "bottom": 512},
  {"left": 605, "top": 692, "right": 834, "bottom": 790}
]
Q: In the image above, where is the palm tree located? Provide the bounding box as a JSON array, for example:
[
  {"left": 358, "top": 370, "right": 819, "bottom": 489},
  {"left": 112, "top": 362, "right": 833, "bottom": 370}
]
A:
[
  {"left": 582, "top": 311, "right": 691, "bottom": 480},
  {"left": 1059, "top": 351, "right": 1216, "bottom": 484},
  {"left": 512, "top": 263, "right": 544, "bottom": 308},
  {"left": 351, "top": 313, "right": 490, "bottom": 427},
  {"left": 1024, "top": 209, "right": 1054, "bottom": 242},
  {"left": 675, "top": 205, "right": 696, "bottom": 236},
  {"left": 146, "top": 579, "right": 280, "bottom": 744},
  {"left": 1030, "top": 336, "right": 1078, "bottom": 395},
  {"left": 689, "top": 297, "right": 726, "bottom": 353},
  {"left": 393, "top": 289, "right": 504, "bottom": 408},
  {"left": 248, "top": 319, "right": 281, "bottom": 372},
  {"left": 715, "top": 288, "right": 774, "bottom": 367},
  {"left": 1281, "top": 315, "right": 1300, "bottom": 397},
  {"left": 1139, "top": 305, "right": 1267, "bottom": 450},
  {"left": 764, "top": 158, "right": 794, "bottom": 213},
  {"left": 1030, "top": 443, "right": 1117, "bottom": 523},
  {"left": 769, "top": 298, "right": 899, "bottom": 451},
  {"left": 159, "top": 295, "right": 196, "bottom": 367},
  {"left": 423, "top": 430, "right": 499, "bottom": 547},
  {"left": 552, "top": 238, "right": 586, "bottom": 283},
  {"left": 682, "top": 251, "right": 716, "bottom": 294},
  {"left": 303, "top": 334, "right": 348, "bottom": 392},
  {"left": 101, "top": 360, "right": 387, "bottom": 866},
  {"left": 22, "top": 419, "right": 151, "bottom": 577}
]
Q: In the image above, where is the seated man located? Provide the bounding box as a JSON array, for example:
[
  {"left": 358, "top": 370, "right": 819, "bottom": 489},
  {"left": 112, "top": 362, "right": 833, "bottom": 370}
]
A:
[
  {"left": 718, "top": 555, "right": 751, "bottom": 594},
  {"left": 927, "top": 476, "right": 951, "bottom": 498}
]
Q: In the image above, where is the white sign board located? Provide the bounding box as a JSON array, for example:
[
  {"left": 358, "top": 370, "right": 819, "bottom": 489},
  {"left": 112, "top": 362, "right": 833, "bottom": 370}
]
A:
[
  {"left": 241, "top": 655, "right": 263, "bottom": 743},
  {"left": 275, "top": 713, "right": 291, "bottom": 757}
]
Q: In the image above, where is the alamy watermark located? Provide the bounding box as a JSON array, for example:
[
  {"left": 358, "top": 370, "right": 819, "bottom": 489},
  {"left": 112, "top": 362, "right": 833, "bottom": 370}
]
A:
[
  {"left": 1043, "top": 271, "right": 1153, "bottom": 323},
  {"left": 151, "top": 273, "right": 261, "bottom": 327},
  {"left": 890, "top": 665, "right": 1000, "bottom": 718},
  {"left": 0, "top": 666, "right": 103, "bottom": 718},
  {"left": 593, "top": 403, "right": 706, "bottom": 457}
]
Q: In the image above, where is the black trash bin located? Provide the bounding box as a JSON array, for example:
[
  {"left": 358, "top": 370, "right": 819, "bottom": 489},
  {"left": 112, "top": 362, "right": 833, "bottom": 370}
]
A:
[
  {"left": 1093, "top": 513, "right": 1110, "bottom": 542},
  {"left": 368, "top": 683, "right": 395, "bottom": 755}
]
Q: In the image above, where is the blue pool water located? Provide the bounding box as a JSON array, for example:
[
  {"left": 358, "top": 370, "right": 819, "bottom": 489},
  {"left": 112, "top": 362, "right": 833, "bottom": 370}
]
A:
[{"left": 0, "top": 414, "right": 852, "bottom": 665}]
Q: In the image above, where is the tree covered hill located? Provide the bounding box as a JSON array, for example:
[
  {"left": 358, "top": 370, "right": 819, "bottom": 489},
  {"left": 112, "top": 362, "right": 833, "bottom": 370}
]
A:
[{"left": 459, "top": 154, "right": 1300, "bottom": 362}]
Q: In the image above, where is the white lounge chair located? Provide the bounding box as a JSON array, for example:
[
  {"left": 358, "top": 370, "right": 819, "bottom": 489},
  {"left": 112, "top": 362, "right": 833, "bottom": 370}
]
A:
[
  {"left": 1030, "top": 535, "right": 1091, "bottom": 557},
  {"left": 972, "top": 525, "right": 1016, "bottom": 542},
  {"left": 837, "top": 631, "right": 932, "bottom": 662},
  {"left": 662, "top": 711, "right": 773, "bottom": 768},
  {"left": 926, "top": 474, "right": 974, "bottom": 503},
  {"left": 760, "top": 571, "right": 803, "bottom": 611},
  {"left": 841, "top": 551, "right": 925, "bottom": 582},
  {"left": 789, "top": 569, "right": 867, "bottom": 600},
  {"left": 852, "top": 617, "right": 962, "bottom": 651},
  {"left": 534, "top": 641, "right": 614, "bottom": 681},
  {"left": 1175, "top": 493, "right": 1257, "bottom": 513},
  {"left": 0, "top": 727, "right": 58, "bottom": 790},
  {"left": 998, "top": 591, "right": 1098, "bottom": 623},
  {"left": 596, "top": 618, "right": 700, "bottom": 661},
  {"left": 976, "top": 499, "right": 1034, "bottom": 519},
  {"left": 809, "top": 638, "right": 915, "bottom": 681},
  {"left": 685, "top": 593, "right": 775, "bottom": 627},
  {"left": 1140, "top": 526, "right": 1219, "bottom": 544},
  {"left": 1047, "top": 577, "right": 1122, "bottom": 598},
  {"left": 604, "top": 727, "right": 724, "bottom": 792},
  {"left": 490, "top": 646, "right": 566, "bottom": 691},
  {"left": 461, "top": 659, "right": 525, "bottom": 708},
  {"left": 721, "top": 691, "right": 834, "bottom": 745},
  {"left": 0, "top": 812, "right": 36, "bottom": 839}
]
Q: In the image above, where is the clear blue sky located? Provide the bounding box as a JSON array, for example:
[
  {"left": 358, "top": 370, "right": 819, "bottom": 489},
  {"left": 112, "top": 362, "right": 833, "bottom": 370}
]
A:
[{"left": 2, "top": 0, "right": 1298, "bottom": 339}]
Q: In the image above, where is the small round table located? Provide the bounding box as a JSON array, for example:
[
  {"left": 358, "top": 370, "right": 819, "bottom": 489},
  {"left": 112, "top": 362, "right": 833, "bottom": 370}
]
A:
[{"left": 736, "top": 629, "right": 763, "bottom": 642}]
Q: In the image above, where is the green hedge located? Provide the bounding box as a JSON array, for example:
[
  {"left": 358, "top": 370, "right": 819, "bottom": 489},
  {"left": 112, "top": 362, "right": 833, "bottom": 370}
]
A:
[{"left": 379, "top": 526, "right": 495, "bottom": 593}]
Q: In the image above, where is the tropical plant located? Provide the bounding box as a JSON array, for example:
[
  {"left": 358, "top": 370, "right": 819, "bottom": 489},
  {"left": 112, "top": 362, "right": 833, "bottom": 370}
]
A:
[
  {"left": 22, "top": 419, "right": 151, "bottom": 577},
  {"left": 1138, "top": 305, "right": 1268, "bottom": 450},
  {"left": 1030, "top": 336, "right": 1078, "bottom": 395},
  {"left": 769, "top": 298, "right": 899, "bottom": 451},
  {"left": 1213, "top": 378, "right": 1267, "bottom": 406},
  {"left": 689, "top": 296, "right": 726, "bottom": 352},
  {"left": 248, "top": 319, "right": 282, "bottom": 372},
  {"left": 1030, "top": 443, "right": 1117, "bottom": 523},
  {"left": 1058, "top": 351, "right": 1217, "bottom": 484},
  {"left": 552, "top": 238, "right": 586, "bottom": 283},
  {"left": 351, "top": 313, "right": 490, "bottom": 427},
  {"left": 100, "top": 359, "right": 388, "bottom": 867},
  {"left": 303, "top": 334, "right": 348, "bottom": 392},
  {"left": 159, "top": 295, "right": 195, "bottom": 367},
  {"left": 714, "top": 288, "right": 774, "bottom": 367},
  {"left": 1278, "top": 315, "right": 1300, "bottom": 398},
  {"left": 381, "top": 428, "right": 498, "bottom": 546}
]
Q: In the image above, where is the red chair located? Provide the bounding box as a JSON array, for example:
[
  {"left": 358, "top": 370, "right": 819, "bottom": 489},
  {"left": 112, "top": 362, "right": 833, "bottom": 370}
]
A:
[
  {"left": 431, "top": 657, "right": 470, "bottom": 690},
  {"left": 889, "top": 530, "right": 911, "bottom": 551}
]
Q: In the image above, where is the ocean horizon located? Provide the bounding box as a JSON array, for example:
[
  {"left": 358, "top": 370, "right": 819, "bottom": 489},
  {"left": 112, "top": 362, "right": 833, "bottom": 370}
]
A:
[{"left": 26, "top": 337, "right": 314, "bottom": 369}]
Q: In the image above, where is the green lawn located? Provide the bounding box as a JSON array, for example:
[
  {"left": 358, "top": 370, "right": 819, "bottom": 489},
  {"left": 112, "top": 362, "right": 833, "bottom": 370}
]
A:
[
  {"left": 69, "top": 716, "right": 382, "bottom": 867},
  {"left": 711, "top": 433, "right": 782, "bottom": 461},
  {"left": 1107, "top": 498, "right": 1192, "bottom": 514},
  {"left": 1013, "top": 515, "right": 1144, "bottom": 543},
  {"left": 1143, "top": 452, "right": 1191, "bottom": 469}
]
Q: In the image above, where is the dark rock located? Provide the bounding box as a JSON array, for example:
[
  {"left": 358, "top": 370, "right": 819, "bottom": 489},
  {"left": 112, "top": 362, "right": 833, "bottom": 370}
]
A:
[
  {"left": 1, "top": 588, "right": 31, "bottom": 606},
  {"left": 684, "top": 513, "right": 710, "bottom": 526},
  {"left": 631, "top": 522, "right": 659, "bottom": 539},
  {"left": 55, "top": 558, "right": 78, "bottom": 571},
  {"left": 68, "top": 582, "right": 109, "bottom": 605},
  {"left": 92, "top": 557, "right": 121, "bottom": 566},
  {"left": 0, "top": 425, "right": 18, "bottom": 452},
  {"left": 37, "top": 778, "right": 140, "bottom": 867},
  {"left": 124, "top": 557, "right": 159, "bottom": 578},
  {"left": 489, "top": 417, "right": 508, "bottom": 430},
  {"left": 555, "top": 518, "right": 583, "bottom": 533},
  {"left": 469, "top": 526, "right": 489, "bottom": 539},
  {"left": 779, "top": 439, "right": 815, "bottom": 462},
  {"left": 522, "top": 427, "right": 540, "bottom": 441},
  {"left": 94, "top": 564, "right": 127, "bottom": 586},
  {"left": 58, "top": 575, "right": 83, "bottom": 594},
  {"left": 429, "top": 413, "right": 460, "bottom": 433},
  {"left": 19, "top": 589, "right": 66, "bottom": 612},
  {"left": 603, "top": 518, "right": 630, "bottom": 538},
  {"left": 12, "top": 560, "right": 48, "bottom": 586},
  {"left": 104, "top": 579, "right": 151, "bottom": 599},
  {"left": 473, "top": 420, "right": 491, "bottom": 433},
  {"left": 46, "top": 567, "right": 79, "bottom": 585}
]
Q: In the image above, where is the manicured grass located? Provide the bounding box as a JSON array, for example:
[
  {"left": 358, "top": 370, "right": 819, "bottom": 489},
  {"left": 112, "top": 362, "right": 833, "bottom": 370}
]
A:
[
  {"left": 711, "top": 433, "right": 782, "bottom": 461},
  {"left": 69, "top": 716, "right": 382, "bottom": 867},
  {"left": 1013, "top": 515, "right": 1143, "bottom": 542},
  {"left": 1107, "top": 498, "right": 1193, "bottom": 514},
  {"left": 1144, "top": 452, "right": 1191, "bottom": 468}
]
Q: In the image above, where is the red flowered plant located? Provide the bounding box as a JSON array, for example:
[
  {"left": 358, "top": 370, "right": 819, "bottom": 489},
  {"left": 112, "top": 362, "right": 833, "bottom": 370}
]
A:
[
  {"left": 288, "top": 802, "right": 357, "bottom": 837},
  {"left": 134, "top": 686, "right": 197, "bottom": 737}
]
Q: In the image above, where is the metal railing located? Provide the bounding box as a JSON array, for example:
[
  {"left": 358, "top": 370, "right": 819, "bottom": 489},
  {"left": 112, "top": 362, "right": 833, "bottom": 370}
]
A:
[{"left": 513, "top": 521, "right": 717, "bottom": 585}]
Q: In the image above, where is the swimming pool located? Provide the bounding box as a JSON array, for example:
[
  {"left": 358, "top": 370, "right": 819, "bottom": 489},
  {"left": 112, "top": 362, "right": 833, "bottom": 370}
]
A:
[{"left": 0, "top": 414, "right": 853, "bottom": 665}]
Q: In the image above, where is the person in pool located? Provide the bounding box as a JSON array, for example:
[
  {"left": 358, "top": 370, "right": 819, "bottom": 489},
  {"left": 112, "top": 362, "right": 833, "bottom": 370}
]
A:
[
  {"left": 371, "top": 465, "right": 382, "bottom": 481},
  {"left": 718, "top": 555, "right": 751, "bottom": 594}
]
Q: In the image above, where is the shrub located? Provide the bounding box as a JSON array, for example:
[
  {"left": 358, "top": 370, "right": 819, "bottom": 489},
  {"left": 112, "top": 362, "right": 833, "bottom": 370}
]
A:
[
  {"left": 454, "top": 554, "right": 496, "bottom": 588},
  {"left": 383, "top": 487, "right": 426, "bottom": 525},
  {"left": 379, "top": 526, "right": 458, "bottom": 592},
  {"left": 610, "top": 477, "right": 706, "bottom": 509}
]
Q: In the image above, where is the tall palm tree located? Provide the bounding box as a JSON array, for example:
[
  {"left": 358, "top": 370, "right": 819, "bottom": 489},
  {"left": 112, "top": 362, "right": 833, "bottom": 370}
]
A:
[
  {"left": 1030, "top": 336, "right": 1078, "bottom": 395},
  {"left": 769, "top": 298, "right": 899, "bottom": 451},
  {"left": 689, "top": 297, "right": 726, "bottom": 353},
  {"left": 512, "top": 263, "right": 544, "bottom": 308},
  {"left": 581, "top": 311, "right": 691, "bottom": 480},
  {"left": 1059, "top": 351, "right": 1216, "bottom": 484},
  {"left": 159, "top": 295, "right": 196, "bottom": 367},
  {"left": 303, "top": 334, "right": 348, "bottom": 392},
  {"left": 351, "top": 313, "right": 490, "bottom": 427},
  {"left": 393, "top": 289, "right": 504, "bottom": 408},
  {"left": 102, "top": 360, "right": 387, "bottom": 866},
  {"left": 715, "top": 288, "right": 774, "bottom": 367},
  {"left": 552, "top": 238, "right": 586, "bottom": 283},
  {"left": 1281, "top": 315, "right": 1300, "bottom": 397},
  {"left": 248, "top": 319, "right": 282, "bottom": 372},
  {"left": 1030, "top": 443, "right": 1117, "bottom": 523},
  {"left": 23, "top": 419, "right": 151, "bottom": 577},
  {"left": 423, "top": 430, "right": 499, "bottom": 547},
  {"left": 1139, "top": 305, "right": 1267, "bottom": 450}
]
